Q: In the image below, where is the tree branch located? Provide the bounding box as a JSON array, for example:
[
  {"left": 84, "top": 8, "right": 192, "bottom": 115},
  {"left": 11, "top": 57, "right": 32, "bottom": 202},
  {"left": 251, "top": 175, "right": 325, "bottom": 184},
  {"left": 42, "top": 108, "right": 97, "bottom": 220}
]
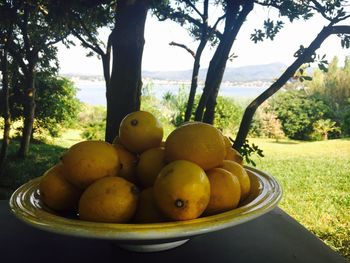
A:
[
  {"left": 233, "top": 23, "right": 350, "bottom": 150},
  {"left": 169, "top": 41, "right": 195, "bottom": 58},
  {"left": 45, "top": 35, "right": 68, "bottom": 47},
  {"left": 19, "top": 5, "right": 32, "bottom": 62},
  {"left": 309, "top": 0, "right": 330, "bottom": 20},
  {"left": 309, "top": 0, "right": 350, "bottom": 22},
  {"left": 332, "top": 25, "right": 350, "bottom": 34},
  {"left": 71, "top": 12, "right": 105, "bottom": 56},
  {"left": 203, "top": 0, "right": 208, "bottom": 20},
  {"left": 72, "top": 28, "right": 104, "bottom": 56},
  {"left": 209, "top": 13, "right": 226, "bottom": 40},
  {"left": 5, "top": 40, "right": 27, "bottom": 76},
  {"left": 168, "top": 10, "right": 203, "bottom": 29},
  {"left": 183, "top": 0, "right": 203, "bottom": 19}
]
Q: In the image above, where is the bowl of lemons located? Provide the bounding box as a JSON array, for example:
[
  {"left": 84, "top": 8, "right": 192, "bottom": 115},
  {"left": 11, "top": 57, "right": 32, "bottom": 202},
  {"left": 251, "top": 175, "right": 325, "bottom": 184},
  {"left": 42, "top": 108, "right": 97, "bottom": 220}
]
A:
[{"left": 9, "top": 111, "right": 282, "bottom": 252}]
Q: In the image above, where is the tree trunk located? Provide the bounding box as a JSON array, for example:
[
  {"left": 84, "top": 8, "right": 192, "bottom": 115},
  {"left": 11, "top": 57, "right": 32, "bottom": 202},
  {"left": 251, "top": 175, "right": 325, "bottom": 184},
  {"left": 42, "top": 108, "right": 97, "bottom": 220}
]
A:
[
  {"left": 195, "top": 1, "right": 254, "bottom": 122},
  {"left": 102, "top": 31, "right": 113, "bottom": 90},
  {"left": 17, "top": 72, "right": 35, "bottom": 158},
  {"left": 0, "top": 50, "right": 11, "bottom": 175},
  {"left": 201, "top": 1, "right": 254, "bottom": 124},
  {"left": 184, "top": 39, "right": 207, "bottom": 122},
  {"left": 323, "top": 133, "right": 328, "bottom": 140},
  {"left": 102, "top": 55, "right": 110, "bottom": 89},
  {"left": 203, "top": 85, "right": 220, "bottom": 124},
  {"left": 105, "top": 0, "right": 149, "bottom": 143},
  {"left": 194, "top": 36, "right": 230, "bottom": 122}
]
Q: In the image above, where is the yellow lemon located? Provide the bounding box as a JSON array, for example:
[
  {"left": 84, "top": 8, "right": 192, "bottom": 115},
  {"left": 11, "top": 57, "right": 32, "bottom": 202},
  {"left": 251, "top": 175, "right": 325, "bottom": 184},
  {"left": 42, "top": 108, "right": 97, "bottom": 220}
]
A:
[
  {"left": 222, "top": 135, "right": 243, "bottom": 164},
  {"left": 78, "top": 176, "right": 139, "bottom": 223},
  {"left": 61, "top": 140, "right": 120, "bottom": 189},
  {"left": 119, "top": 111, "right": 163, "bottom": 153},
  {"left": 39, "top": 163, "right": 82, "bottom": 211},
  {"left": 137, "top": 147, "right": 165, "bottom": 188},
  {"left": 165, "top": 122, "right": 226, "bottom": 170},
  {"left": 114, "top": 144, "right": 138, "bottom": 184},
  {"left": 153, "top": 160, "right": 210, "bottom": 221},
  {"left": 220, "top": 160, "right": 251, "bottom": 201},
  {"left": 204, "top": 168, "right": 241, "bottom": 215},
  {"left": 225, "top": 147, "right": 244, "bottom": 165},
  {"left": 132, "top": 187, "right": 166, "bottom": 223}
]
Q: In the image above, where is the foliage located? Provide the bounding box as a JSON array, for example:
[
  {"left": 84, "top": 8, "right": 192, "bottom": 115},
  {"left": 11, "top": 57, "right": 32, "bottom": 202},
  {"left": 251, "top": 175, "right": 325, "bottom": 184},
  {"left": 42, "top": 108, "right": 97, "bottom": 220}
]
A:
[
  {"left": 236, "top": 139, "right": 264, "bottom": 167},
  {"left": 162, "top": 85, "right": 193, "bottom": 127},
  {"left": 343, "top": 99, "right": 350, "bottom": 135},
  {"left": 62, "top": 1, "right": 115, "bottom": 50},
  {"left": 306, "top": 56, "right": 350, "bottom": 136},
  {"left": 161, "top": 86, "right": 243, "bottom": 134},
  {"left": 34, "top": 74, "right": 81, "bottom": 138},
  {"left": 252, "top": 101, "right": 285, "bottom": 141},
  {"left": 0, "top": 0, "right": 74, "bottom": 157},
  {"left": 213, "top": 96, "right": 243, "bottom": 134},
  {"left": 4, "top": 74, "right": 81, "bottom": 140},
  {"left": 79, "top": 104, "right": 106, "bottom": 140},
  {"left": 78, "top": 104, "right": 106, "bottom": 125},
  {"left": 273, "top": 89, "right": 330, "bottom": 140},
  {"left": 312, "top": 119, "right": 340, "bottom": 140},
  {"left": 281, "top": 56, "right": 350, "bottom": 139},
  {"left": 0, "top": 1, "right": 72, "bottom": 75},
  {"left": 81, "top": 121, "right": 106, "bottom": 141},
  {"left": 152, "top": 0, "right": 222, "bottom": 46}
]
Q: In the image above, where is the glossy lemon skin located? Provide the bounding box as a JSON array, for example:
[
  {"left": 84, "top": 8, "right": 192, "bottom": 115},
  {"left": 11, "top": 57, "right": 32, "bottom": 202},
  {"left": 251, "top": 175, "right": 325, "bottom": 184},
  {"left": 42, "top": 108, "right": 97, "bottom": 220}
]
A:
[
  {"left": 119, "top": 111, "right": 163, "bottom": 154},
  {"left": 204, "top": 168, "right": 241, "bottom": 216},
  {"left": 39, "top": 163, "right": 82, "bottom": 211},
  {"left": 61, "top": 140, "right": 120, "bottom": 189},
  {"left": 220, "top": 160, "right": 251, "bottom": 201},
  {"left": 78, "top": 176, "right": 139, "bottom": 223},
  {"left": 153, "top": 160, "right": 210, "bottom": 221},
  {"left": 137, "top": 147, "right": 166, "bottom": 188},
  {"left": 165, "top": 122, "right": 226, "bottom": 171}
]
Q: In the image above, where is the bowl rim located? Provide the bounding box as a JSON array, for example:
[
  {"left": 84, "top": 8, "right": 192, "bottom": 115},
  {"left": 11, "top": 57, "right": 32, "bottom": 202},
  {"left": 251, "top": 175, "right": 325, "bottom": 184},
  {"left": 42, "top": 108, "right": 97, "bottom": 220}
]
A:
[{"left": 9, "top": 166, "right": 282, "bottom": 242}]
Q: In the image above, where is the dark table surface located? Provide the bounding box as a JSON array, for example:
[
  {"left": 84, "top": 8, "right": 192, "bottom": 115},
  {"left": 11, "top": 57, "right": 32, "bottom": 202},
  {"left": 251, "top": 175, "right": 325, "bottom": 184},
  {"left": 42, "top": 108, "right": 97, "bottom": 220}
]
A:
[{"left": 0, "top": 200, "right": 347, "bottom": 263}]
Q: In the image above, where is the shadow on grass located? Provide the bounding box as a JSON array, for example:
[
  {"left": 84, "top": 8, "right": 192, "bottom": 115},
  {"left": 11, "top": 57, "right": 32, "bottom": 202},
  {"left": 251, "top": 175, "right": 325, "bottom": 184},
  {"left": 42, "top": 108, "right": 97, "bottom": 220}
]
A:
[
  {"left": 270, "top": 140, "right": 300, "bottom": 145},
  {"left": 0, "top": 140, "right": 68, "bottom": 199},
  {"left": 271, "top": 137, "right": 350, "bottom": 145}
]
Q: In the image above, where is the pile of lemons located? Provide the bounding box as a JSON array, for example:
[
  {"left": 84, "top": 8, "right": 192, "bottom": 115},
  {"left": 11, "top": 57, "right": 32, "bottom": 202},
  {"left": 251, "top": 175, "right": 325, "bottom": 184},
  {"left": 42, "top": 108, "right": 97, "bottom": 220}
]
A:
[{"left": 39, "top": 110, "right": 250, "bottom": 224}]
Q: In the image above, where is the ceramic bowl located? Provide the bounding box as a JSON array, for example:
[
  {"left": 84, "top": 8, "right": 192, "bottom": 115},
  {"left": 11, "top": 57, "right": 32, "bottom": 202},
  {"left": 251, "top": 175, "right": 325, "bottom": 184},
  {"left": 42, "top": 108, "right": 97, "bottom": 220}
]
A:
[{"left": 9, "top": 166, "right": 282, "bottom": 252}]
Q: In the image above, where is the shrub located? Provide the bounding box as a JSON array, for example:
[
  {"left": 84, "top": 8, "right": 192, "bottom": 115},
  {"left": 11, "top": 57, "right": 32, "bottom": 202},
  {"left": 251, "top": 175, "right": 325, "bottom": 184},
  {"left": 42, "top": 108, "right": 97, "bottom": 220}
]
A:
[
  {"left": 214, "top": 96, "right": 243, "bottom": 134},
  {"left": 273, "top": 90, "right": 330, "bottom": 140},
  {"left": 252, "top": 101, "right": 285, "bottom": 141},
  {"left": 34, "top": 74, "right": 81, "bottom": 138},
  {"left": 79, "top": 104, "right": 106, "bottom": 140},
  {"left": 161, "top": 85, "right": 190, "bottom": 127},
  {"left": 81, "top": 121, "right": 106, "bottom": 140},
  {"left": 161, "top": 86, "right": 244, "bottom": 135}
]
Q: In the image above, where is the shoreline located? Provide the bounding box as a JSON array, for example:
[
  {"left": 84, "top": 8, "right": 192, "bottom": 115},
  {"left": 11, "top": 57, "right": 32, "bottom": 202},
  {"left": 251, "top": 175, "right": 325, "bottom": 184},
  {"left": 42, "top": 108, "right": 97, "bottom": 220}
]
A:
[{"left": 65, "top": 76, "right": 271, "bottom": 89}]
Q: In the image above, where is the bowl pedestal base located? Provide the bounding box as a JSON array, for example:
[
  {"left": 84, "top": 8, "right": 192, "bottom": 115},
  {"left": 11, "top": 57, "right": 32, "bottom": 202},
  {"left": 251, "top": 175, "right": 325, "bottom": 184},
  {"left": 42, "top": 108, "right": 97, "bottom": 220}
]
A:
[{"left": 117, "top": 239, "right": 189, "bottom": 252}]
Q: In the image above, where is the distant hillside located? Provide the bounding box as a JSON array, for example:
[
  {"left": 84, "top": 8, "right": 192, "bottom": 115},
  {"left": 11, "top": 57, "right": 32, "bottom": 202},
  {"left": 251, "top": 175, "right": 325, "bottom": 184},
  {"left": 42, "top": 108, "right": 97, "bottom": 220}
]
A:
[
  {"left": 143, "top": 63, "right": 286, "bottom": 82},
  {"left": 62, "top": 62, "right": 287, "bottom": 83}
]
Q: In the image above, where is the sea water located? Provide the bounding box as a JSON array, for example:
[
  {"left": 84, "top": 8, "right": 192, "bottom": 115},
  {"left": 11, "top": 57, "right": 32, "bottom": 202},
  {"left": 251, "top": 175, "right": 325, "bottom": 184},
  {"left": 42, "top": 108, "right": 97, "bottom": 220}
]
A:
[{"left": 75, "top": 81, "right": 268, "bottom": 106}]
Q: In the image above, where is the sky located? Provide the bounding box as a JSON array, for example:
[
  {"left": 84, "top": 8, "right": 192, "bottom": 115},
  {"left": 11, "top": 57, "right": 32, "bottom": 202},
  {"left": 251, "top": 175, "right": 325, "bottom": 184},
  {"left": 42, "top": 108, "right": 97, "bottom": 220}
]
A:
[{"left": 56, "top": 5, "right": 350, "bottom": 75}]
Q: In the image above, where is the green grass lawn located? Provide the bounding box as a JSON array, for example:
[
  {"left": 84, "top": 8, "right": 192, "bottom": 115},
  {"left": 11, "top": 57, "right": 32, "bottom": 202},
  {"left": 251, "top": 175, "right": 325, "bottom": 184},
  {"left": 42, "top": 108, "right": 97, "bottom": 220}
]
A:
[
  {"left": 0, "top": 129, "right": 82, "bottom": 192},
  {"left": 249, "top": 138, "right": 350, "bottom": 260},
  {"left": 0, "top": 132, "right": 349, "bottom": 260}
]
